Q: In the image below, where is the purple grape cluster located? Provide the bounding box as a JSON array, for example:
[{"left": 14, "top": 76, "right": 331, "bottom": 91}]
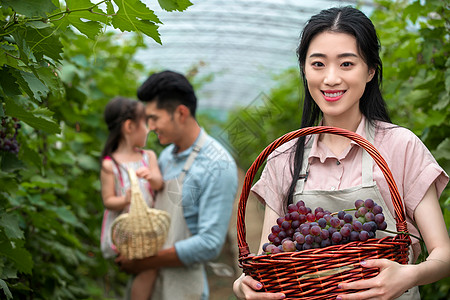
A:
[
  {"left": 0, "top": 117, "right": 21, "bottom": 155},
  {"left": 262, "top": 199, "right": 387, "bottom": 254}
]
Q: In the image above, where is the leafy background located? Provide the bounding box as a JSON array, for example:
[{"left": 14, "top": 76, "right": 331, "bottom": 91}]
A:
[{"left": 0, "top": 0, "right": 448, "bottom": 299}]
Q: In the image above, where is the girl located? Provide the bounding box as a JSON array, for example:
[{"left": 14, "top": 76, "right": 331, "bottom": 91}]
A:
[
  {"left": 100, "top": 97, "right": 164, "bottom": 300},
  {"left": 233, "top": 6, "right": 450, "bottom": 300}
]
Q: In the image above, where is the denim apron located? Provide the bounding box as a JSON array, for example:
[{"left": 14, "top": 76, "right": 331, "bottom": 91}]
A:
[
  {"left": 293, "top": 122, "right": 420, "bottom": 299},
  {"left": 150, "top": 132, "right": 207, "bottom": 300}
]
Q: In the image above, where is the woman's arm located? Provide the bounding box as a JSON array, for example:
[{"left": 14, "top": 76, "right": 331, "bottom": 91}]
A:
[
  {"left": 233, "top": 201, "right": 286, "bottom": 299},
  {"left": 337, "top": 183, "right": 450, "bottom": 300},
  {"left": 100, "top": 159, "right": 130, "bottom": 211},
  {"left": 409, "top": 182, "right": 450, "bottom": 284},
  {"left": 135, "top": 150, "right": 164, "bottom": 191}
]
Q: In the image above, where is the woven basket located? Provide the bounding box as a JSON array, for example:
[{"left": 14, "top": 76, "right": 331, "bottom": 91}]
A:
[
  {"left": 237, "top": 126, "right": 411, "bottom": 300},
  {"left": 111, "top": 168, "right": 170, "bottom": 260}
]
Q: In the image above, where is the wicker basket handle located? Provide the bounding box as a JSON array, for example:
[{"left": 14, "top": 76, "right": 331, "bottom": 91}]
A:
[
  {"left": 127, "top": 168, "right": 149, "bottom": 217},
  {"left": 237, "top": 126, "right": 408, "bottom": 258}
]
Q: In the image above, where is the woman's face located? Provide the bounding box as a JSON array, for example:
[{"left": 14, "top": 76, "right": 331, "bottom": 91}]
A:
[{"left": 304, "top": 31, "right": 374, "bottom": 123}]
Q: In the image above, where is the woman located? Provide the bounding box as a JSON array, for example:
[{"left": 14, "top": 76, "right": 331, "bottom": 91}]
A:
[{"left": 233, "top": 6, "right": 449, "bottom": 300}]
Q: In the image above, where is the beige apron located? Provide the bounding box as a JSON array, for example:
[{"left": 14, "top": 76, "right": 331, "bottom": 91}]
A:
[
  {"left": 293, "top": 122, "right": 420, "bottom": 299},
  {"left": 150, "top": 131, "right": 207, "bottom": 300}
]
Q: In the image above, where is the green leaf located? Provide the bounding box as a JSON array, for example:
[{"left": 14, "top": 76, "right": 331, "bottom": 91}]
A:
[
  {"left": 0, "top": 279, "right": 13, "bottom": 300},
  {"left": 52, "top": 0, "right": 108, "bottom": 39},
  {"left": 407, "top": 89, "right": 432, "bottom": 104},
  {"left": 19, "top": 143, "right": 42, "bottom": 170},
  {"left": 158, "top": 0, "right": 193, "bottom": 12},
  {"left": 445, "top": 64, "right": 450, "bottom": 93},
  {"left": 0, "top": 175, "right": 18, "bottom": 194},
  {"left": 0, "top": 239, "right": 33, "bottom": 274},
  {"left": 21, "top": 180, "right": 64, "bottom": 190},
  {"left": 76, "top": 153, "right": 98, "bottom": 170},
  {"left": 0, "top": 41, "right": 20, "bottom": 68},
  {"left": 432, "top": 93, "right": 449, "bottom": 110},
  {"left": 0, "top": 213, "right": 24, "bottom": 240},
  {"left": 403, "top": 0, "right": 422, "bottom": 24},
  {"left": 0, "top": 69, "right": 21, "bottom": 97},
  {"left": 3, "top": 98, "right": 61, "bottom": 134},
  {"left": 106, "top": 0, "right": 115, "bottom": 14},
  {"left": 433, "top": 138, "right": 450, "bottom": 161},
  {"left": 12, "top": 69, "right": 50, "bottom": 102},
  {"left": 12, "top": 24, "right": 63, "bottom": 63},
  {"left": 1, "top": 0, "right": 57, "bottom": 18},
  {"left": 50, "top": 206, "right": 78, "bottom": 226},
  {"left": 111, "top": 0, "right": 162, "bottom": 43},
  {"left": 0, "top": 151, "right": 25, "bottom": 172}
]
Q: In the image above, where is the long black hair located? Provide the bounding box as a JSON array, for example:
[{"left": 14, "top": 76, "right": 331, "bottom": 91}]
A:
[
  {"left": 284, "top": 6, "right": 391, "bottom": 210},
  {"left": 101, "top": 96, "right": 145, "bottom": 166}
]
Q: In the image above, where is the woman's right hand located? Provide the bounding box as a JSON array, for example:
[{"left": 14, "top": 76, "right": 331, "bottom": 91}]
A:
[{"left": 233, "top": 274, "right": 285, "bottom": 299}]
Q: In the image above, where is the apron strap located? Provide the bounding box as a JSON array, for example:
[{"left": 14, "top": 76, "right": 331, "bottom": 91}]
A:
[
  {"left": 361, "top": 120, "right": 375, "bottom": 187},
  {"left": 294, "top": 136, "right": 313, "bottom": 194},
  {"left": 178, "top": 130, "right": 208, "bottom": 183}
]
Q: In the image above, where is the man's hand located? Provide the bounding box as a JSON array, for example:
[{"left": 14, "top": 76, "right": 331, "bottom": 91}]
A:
[{"left": 115, "top": 255, "right": 145, "bottom": 274}]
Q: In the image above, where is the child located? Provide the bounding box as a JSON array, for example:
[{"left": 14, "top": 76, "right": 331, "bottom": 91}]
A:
[
  {"left": 233, "top": 6, "right": 449, "bottom": 300},
  {"left": 100, "top": 96, "right": 164, "bottom": 300}
]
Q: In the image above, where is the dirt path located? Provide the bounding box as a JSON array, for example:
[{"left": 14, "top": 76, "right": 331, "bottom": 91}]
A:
[{"left": 208, "top": 168, "right": 265, "bottom": 299}]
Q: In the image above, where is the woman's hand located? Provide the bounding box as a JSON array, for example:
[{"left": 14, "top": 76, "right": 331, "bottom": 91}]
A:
[
  {"left": 336, "top": 259, "right": 416, "bottom": 300},
  {"left": 233, "top": 274, "right": 285, "bottom": 300}
]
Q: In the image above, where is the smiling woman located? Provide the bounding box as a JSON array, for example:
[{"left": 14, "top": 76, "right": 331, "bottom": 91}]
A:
[
  {"left": 233, "top": 6, "right": 450, "bottom": 300},
  {"left": 304, "top": 31, "right": 375, "bottom": 135}
]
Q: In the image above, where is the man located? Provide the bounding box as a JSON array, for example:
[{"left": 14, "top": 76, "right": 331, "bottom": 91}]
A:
[{"left": 116, "top": 70, "right": 238, "bottom": 300}]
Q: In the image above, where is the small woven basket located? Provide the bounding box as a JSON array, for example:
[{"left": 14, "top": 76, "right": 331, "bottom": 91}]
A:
[
  {"left": 237, "top": 126, "right": 411, "bottom": 300},
  {"left": 111, "top": 168, "right": 170, "bottom": 260}
]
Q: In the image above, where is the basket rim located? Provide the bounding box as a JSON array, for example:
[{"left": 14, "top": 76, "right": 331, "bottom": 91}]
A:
[{"left": 237, "top": 126, "right": 409, "bottom": 258}]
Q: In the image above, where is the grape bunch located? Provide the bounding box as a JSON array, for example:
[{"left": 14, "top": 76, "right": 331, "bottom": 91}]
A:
[
  {"left": 0, "top": 117, "right": 21, "bottom": 155},
  {"left": 262, "top": 199, "right": 387, "bottom": 254}
]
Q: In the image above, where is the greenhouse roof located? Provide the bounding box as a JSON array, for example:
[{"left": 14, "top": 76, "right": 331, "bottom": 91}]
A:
[{"left": 136, "top": 0, "right": 374, "bottom": 112}]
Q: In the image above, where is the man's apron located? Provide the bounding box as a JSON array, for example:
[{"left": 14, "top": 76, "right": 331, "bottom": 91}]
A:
[
  {"left": 293, "top": 122, "right": 420, "bottom": 299},
  {"left": 150, "top": 132, "right": 207, "bottom": 300}
]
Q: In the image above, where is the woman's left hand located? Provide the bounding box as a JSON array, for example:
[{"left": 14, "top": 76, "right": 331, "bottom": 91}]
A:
[{"left": 336, "top": 259, "right": 416, "bottom": 300}]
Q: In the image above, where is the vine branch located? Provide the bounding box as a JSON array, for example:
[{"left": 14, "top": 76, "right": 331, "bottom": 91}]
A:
[{"left": 3, "top": 0, "right": 114, "bottom": 30}]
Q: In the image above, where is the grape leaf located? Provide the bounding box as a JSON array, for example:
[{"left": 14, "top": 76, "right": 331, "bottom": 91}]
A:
[
  {"left": 111, "top": 0, "right": 162, "bottom": 43},
  {"left": 0, "top": 41, "right": 20, "bottom": 68},
  {"left": 0, "top": 213, "right": 24, "bottom": 240},
  {"left": 11, "top": 25, "right": 63, "bottom": 63},
  {"left": 19, "top": 143, "right": 43, "bottom": 170},
  {"left": 158, "top": 0, "right": 193, "bottom": 12},
  {"left": 0, "top": 151, "right": 25, "bottom": 172},
  {"left": 49, "top": 206, "right": 78, "bottom": 226},
  {"left": 4, "top": 98, "right": 61, "bottom": 134},
  {"left": 1, "top": 0, "right": 57, "bottom": 18},
  {"left": 12, "top": 70, "right": 50, "bottom": 102},
  {"left": 0, "top": 69, "right": 21, "bottom": 97},
  {"left": 433, "top": 138, "right": 450, "bottom": 161},
  {"left": 33, "top": 65, "right": 63, "bottom": 99},
  {"left": 52, "top": 0, "right": 108, "bottom": 40},
  {"left": 0, "top": 239, "right": 33, "bottom": 274},
  {"left": 0, "top": 279, "right": 12, "bottom": 300}
]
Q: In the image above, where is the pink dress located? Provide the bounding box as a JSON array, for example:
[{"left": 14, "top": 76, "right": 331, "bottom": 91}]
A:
[{"left": 100, "top": 152, "right": 155, "bottom": 259}]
